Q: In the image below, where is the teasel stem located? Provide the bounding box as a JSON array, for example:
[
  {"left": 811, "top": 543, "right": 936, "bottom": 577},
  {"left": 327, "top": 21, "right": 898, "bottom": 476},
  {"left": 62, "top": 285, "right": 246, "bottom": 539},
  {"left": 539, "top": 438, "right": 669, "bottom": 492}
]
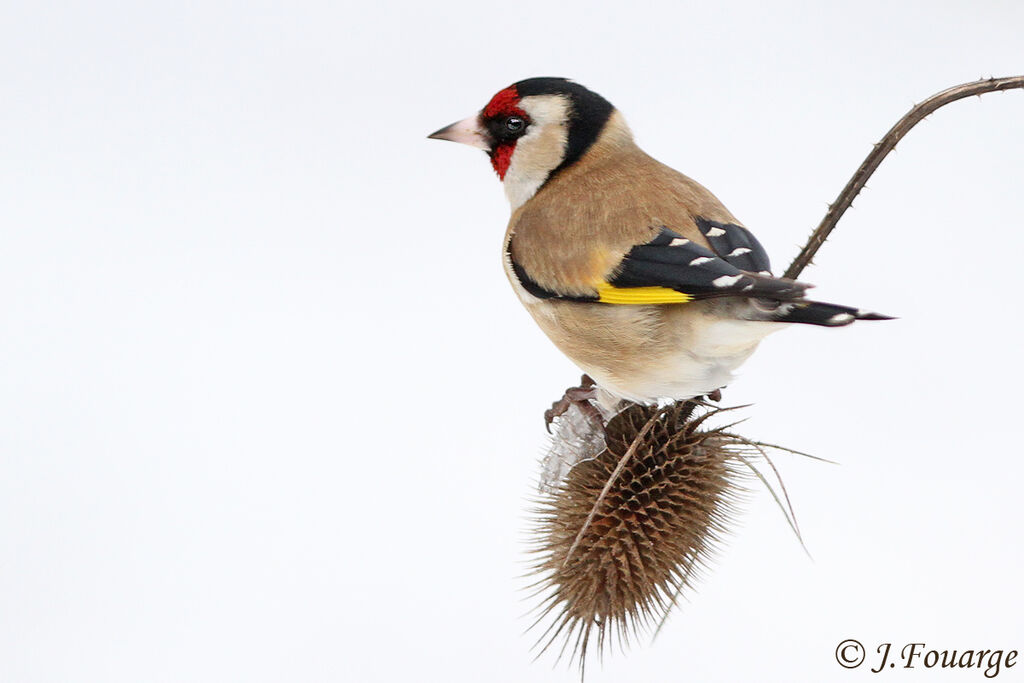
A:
[{"left": 784, "top": 75, "right": 1024, "bottom": 280}]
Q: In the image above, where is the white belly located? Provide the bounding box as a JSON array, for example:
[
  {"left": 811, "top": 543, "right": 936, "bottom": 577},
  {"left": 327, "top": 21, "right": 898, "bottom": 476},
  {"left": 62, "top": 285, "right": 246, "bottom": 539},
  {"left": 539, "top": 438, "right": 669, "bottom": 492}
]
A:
[
  {"left": 521, "top": 295, "right": 780, "bottom": 406},
  {"left": 598, "top": 321, "right": 770, "bottom": 403}
]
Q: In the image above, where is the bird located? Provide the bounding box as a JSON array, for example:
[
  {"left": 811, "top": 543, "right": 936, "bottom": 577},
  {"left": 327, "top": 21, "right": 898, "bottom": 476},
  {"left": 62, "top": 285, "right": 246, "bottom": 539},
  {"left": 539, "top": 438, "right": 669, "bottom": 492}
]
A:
[{"left": 429, "top": 77, "right": 889, "bottom": 410}]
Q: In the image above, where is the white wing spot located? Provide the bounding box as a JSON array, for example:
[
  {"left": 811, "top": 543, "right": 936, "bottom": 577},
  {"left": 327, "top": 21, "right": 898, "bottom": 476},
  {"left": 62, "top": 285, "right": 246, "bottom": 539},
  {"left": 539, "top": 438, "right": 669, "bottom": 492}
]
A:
[
  {"left": 758, "top": 270, "right": 772, "bottom": 276},
  {"left": 689, "top": 256, "right": 714, "bottom": 266},
  {"left": 669, "top": 238, "right": 690, "bottom": 246},
  {"left": 727, "top": 247, "right": 752, "bottom": 257},
  {"left": 743, "top": 284, "right": 755, "bottom": 291},
  {"left": 706, "top": 227, "right": 726, "bottom": 237},
  {"left": 713, "top": 274, "right": 744, "bottom": 288},
  {"left": 829, "top": 313, "right": 855, "bottom": 325}
]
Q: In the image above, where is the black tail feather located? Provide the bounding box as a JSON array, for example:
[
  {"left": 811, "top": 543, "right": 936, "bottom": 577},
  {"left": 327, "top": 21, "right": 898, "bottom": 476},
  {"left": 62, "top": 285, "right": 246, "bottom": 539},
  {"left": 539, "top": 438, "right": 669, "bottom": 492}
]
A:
[{"left": 759, "top": 300, "right": 894, "bottom": 327}]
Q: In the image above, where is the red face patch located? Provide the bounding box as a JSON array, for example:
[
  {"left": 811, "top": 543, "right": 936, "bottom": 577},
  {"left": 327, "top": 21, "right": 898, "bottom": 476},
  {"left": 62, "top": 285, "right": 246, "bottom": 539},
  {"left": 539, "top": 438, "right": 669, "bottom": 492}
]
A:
[
  {"left": 482, "top": 86, "right": 528, "bottom": 180},
  {"left": 483, "top": 86, "right": 522, "bottom": 118},
  {"left": 490, "top": 143, "right": 515, "bottom": 179}
]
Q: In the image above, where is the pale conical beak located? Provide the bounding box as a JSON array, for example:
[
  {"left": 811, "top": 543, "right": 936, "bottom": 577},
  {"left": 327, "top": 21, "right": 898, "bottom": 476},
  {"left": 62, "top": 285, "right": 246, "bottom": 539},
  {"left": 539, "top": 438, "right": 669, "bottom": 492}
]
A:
[{"left": 427, "top": 115, "right": 491, "bottom": 150}]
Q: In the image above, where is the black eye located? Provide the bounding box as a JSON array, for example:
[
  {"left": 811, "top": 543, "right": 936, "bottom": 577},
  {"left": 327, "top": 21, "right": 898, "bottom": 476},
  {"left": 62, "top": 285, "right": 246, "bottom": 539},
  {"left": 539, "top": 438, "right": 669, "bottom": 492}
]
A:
[{"left": 505, "top": 116, "right": 525, "bottom": 133}]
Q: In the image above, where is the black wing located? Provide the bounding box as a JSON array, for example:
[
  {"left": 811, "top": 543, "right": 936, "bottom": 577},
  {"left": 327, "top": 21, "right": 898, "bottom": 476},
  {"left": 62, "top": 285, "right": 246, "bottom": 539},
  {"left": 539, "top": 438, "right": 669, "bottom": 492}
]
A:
[
  {"left": 694, "top": 217, "right": 772, "bottom": 274},
  {"left": 605, "top": 224, "right": 805, "bottom": 302}
]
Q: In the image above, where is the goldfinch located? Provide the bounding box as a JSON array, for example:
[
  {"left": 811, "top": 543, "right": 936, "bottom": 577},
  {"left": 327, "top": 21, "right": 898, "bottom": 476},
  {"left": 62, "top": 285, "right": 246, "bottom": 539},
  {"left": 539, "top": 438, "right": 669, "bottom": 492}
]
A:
[{"left": 429, "top": 77, "right": 888, "bottom": 405}]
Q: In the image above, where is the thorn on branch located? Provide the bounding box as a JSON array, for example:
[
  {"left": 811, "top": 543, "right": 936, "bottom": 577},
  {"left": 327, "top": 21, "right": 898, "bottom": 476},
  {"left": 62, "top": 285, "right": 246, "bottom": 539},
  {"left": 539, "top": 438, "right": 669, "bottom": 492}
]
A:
[{"left": 783, "top": 75, "right": 1024, "bottom": 281}]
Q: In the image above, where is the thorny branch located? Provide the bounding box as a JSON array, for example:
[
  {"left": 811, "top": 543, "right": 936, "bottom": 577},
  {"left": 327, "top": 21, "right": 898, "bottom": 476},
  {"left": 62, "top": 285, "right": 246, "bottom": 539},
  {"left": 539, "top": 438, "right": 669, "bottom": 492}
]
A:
[{"left": 784, "top": 75, "right": 1024, "bottom": 280}]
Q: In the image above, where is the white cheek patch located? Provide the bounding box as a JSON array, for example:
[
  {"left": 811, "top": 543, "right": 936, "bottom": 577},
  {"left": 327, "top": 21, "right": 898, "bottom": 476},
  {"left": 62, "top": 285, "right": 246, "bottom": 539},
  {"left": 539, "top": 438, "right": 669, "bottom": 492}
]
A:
[{"left": 502, "top": 95, "right": 571, "bottom": 210}]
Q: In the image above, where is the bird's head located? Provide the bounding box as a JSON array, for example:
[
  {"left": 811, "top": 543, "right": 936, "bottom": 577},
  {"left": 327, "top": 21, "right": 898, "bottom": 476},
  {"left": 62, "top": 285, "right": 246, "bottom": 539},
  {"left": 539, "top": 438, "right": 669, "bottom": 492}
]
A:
[{"left": 429, "top": 78, "right": 621, "bottom": 208}]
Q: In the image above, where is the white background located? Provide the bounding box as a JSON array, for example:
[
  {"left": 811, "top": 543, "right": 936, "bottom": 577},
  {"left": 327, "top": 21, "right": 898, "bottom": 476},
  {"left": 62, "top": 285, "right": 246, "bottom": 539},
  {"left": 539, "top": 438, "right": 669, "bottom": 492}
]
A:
[{"left": 2, "top": 1, "right": 1022, "bottom": 681}]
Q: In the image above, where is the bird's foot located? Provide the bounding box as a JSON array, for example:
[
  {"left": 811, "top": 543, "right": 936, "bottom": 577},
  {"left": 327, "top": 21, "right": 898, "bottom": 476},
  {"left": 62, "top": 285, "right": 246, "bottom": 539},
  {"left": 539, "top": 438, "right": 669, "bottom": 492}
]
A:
[
  {"left": 705, "top": 388, "right": 722, "bottom": 402},
  {"left": 545, "top": 374, "right": 605, "bottom": 434}
]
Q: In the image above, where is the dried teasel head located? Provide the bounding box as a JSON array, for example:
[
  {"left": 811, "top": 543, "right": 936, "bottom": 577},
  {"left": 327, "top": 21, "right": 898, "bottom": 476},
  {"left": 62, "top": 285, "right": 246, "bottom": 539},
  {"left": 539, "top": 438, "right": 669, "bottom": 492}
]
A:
[{"left": 528, "top": 399, "right": 797, "bottom": 670}]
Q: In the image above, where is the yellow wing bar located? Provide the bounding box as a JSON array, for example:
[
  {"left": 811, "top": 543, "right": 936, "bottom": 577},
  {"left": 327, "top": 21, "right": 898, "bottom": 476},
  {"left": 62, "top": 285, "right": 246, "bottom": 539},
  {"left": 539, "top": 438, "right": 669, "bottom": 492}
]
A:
[{"left": 595, "top": 283, "right": 693, "bottom": 305}]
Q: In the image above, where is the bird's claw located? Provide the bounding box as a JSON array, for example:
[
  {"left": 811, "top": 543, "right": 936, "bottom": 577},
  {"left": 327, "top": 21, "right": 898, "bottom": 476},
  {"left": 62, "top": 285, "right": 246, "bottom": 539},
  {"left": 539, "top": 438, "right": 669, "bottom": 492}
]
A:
[{"left": 545, "top": 375, "right": 604, "bottom": 433}]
